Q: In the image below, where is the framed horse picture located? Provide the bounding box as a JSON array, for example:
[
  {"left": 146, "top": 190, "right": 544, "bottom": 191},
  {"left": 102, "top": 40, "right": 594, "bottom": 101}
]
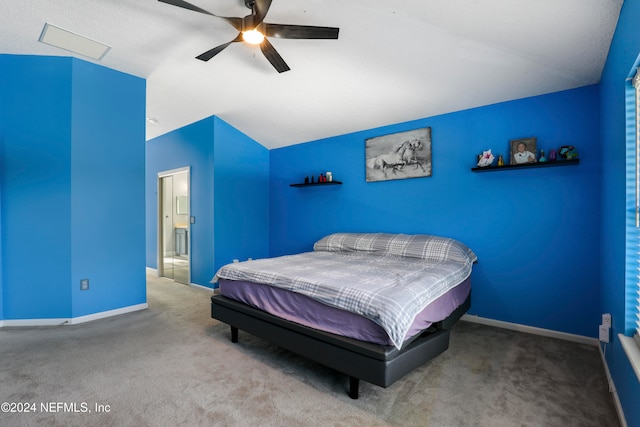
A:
[{"left": 365, "top": 127, "right": 432, "bottom": 182}]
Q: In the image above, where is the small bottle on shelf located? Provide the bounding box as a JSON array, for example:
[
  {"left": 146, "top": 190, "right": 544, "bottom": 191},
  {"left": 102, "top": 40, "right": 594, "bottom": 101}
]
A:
[{"left": 539, "top": 150, "right": 547, "bottom": 162}]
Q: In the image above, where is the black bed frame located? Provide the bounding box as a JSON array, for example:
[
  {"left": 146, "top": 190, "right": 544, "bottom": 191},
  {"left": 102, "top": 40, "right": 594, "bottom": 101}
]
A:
[{"left": 210, "top": 293, "right": 470, "bottom": 399}]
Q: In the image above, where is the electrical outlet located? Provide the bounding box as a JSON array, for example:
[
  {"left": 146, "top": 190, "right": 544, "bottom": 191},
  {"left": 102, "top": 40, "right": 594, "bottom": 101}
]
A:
[
  {"left": 602, "top": 313, "right": 612, "bottom": 328},
  {"left": 599, "top": 325, "right": 610, "bottom": 343},
  {"left": 80, "top": 279, "right": 89, "bottom": 290}
]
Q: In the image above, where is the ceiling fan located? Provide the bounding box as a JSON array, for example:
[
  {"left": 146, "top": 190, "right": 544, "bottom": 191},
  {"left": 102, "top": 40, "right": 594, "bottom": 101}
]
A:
[{"left": 159, "top": 0, "right": 340, "bottom": 73}]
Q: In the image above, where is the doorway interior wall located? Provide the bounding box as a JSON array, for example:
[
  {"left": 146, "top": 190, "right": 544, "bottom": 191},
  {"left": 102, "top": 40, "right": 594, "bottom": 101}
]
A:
[{"left": 158, "top": 167, "right": 190, "bottom": 284}]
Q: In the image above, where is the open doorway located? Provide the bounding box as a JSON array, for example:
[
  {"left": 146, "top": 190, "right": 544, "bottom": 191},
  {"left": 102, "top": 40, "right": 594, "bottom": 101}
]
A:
[{"left": 158, "top": 168, "right": 190, "bottom": 284}]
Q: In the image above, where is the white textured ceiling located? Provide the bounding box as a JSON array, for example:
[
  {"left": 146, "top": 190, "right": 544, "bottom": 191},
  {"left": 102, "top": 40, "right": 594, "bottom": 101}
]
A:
[{"left": 0, "top": 0, "right": 623, "bottom": 149}]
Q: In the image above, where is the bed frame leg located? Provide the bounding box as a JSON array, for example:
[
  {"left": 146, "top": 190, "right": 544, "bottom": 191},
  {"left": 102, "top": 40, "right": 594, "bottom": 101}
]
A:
[
  {"left": 230, "top": 326, "right": 238, "bottom": 343},
  {"left": 349, "top": 377, "right": 359, "bottom": 399}
]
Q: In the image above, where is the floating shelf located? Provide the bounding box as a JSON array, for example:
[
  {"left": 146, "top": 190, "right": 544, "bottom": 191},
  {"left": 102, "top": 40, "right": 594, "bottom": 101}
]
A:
[
  {"left": 471, "top": 158, "right": 579, "bottom": 172},
  {"left": 290, "top": 181, "right": 342, "bottom": 187}
]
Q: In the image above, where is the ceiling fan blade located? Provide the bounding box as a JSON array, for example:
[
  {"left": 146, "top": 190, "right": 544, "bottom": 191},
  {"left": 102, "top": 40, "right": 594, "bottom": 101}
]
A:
[
  {"left": 264, "top": 23, "right": 339, "bottom": 39},
  {"left": 196, "top": 34, "right": 243, "bottom": 62},
  {"left": 158, "top": 0, "right": 242, "bottom": 31},
  {"left": 260, "top": 38, "right": 290, "bottom": 73},
  {"left": 158, "top": 0, "right": 215, "bottom": 16},
  {"left": 252, "top": 0, "right": 273, "bottom": 26},
  {"left": 218, "top": 16, "right": 243, "bottom": 32}
]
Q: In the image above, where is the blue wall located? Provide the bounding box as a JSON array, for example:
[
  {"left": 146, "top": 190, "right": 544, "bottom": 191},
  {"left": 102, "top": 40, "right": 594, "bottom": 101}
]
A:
[
  {"left": 1, "top": 55, "right": 74, "bottom": 319},
  {"left": 212, "top": 117, "right": 270, "bottom": 271},
  {"left": 0, "top": 70, "right": 2, "bottom": 320},
  {"left": 70, "top": 60, "right": 147, "bottom": 317},
  {"left": 0, "top": 56, "right": 4, "bottom": 321},
  {"left": 146, "top": 117, "right": 215, "bottom": 287},
  {"left": 599, "top": 0, "right": 640, "bottom": 425},
  {"left": 0, "top": 166, "right": 2, "bottom": 319},
  {"left": 271, "top": 85, "right": 601, "bottom": 339},
  {"left": 146, "top": 116, "right": 269, "bottom": 288},
  {"left": 0, "top": 55, "right": 146, "bottom": 320}
]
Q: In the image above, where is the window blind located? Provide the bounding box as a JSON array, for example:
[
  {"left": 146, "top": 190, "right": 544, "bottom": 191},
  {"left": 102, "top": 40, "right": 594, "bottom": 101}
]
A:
[{"left": 629, "top": 70, "right": 640, "bottom": 339}]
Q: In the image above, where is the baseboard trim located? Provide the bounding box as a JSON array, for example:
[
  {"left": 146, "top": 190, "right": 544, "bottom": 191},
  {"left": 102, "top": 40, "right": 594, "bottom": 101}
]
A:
[
  {"left": 69, "top": 303, "right": 148, "bottom": 325},
  {"left": 1, "top": 318, "right": 71, "bottom": 327},
  {"left": 188, "top": 283, "right": 214, "bottom": 292},
  {"left": 0, "top": 303, "right": 148, "bottom": 328},
  {"left": 460, "top": 314, "right": 599, "bottom": 346}
]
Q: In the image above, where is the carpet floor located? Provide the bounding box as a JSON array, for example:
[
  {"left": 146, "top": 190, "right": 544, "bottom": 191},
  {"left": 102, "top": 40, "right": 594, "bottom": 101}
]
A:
[{"left": 0, "top": 273, "right": 619, "bottom": 426}]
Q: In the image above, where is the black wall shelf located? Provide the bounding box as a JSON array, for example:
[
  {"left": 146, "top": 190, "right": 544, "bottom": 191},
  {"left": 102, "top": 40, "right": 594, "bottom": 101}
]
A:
[
  {"left": 290, "top": 181, "right": 342, "bottom": 187},
  {"left": 471, "top": 158, "right": 579, "bottom": 172}
]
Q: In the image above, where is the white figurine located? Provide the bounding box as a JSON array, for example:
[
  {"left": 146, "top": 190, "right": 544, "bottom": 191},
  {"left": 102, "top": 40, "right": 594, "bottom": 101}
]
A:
[{"left": 477, "top": 149, "right": 495, "bottom": 167}]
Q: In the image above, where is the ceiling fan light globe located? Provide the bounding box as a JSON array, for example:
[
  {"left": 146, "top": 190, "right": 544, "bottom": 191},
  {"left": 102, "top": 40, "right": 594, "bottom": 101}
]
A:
[{"left": 242, "top": 30, "right": 265, "bottom": 45}]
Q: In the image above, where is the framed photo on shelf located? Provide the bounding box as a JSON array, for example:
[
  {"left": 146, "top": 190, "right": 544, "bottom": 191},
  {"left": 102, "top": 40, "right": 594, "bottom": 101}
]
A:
[{"left": 510, "top": 137, "right": 537, "bottom": 165}]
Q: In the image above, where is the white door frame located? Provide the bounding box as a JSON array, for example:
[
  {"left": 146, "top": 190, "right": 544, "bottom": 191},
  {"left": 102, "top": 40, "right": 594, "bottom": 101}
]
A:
[{"left": 157, "top": 166, "right": 191, "bottom": 283}]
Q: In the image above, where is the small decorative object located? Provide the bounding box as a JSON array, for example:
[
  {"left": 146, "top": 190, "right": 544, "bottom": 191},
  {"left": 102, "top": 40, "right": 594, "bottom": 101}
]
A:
[
  {"left": 365, "top": 127, "right": 432, "bottom": 182},
  {"left": 497, "top": 154, "right": 504, "bottom": 166},
  {"left": 510, "top": 137, "right": 537, "bottom": 165},
  {"left": 539, "top": 150, "right": 547, "bottom": 162},
  {"left": 311, "top": 175, "right": 315, "bottom": 183},
  {"left": 558, "top": 145, "right": 576, "bottom": 159},
  {"left": 549, "top": 149, "right": 557, "bottom": 162},
  {"left": 304, "top": 176, "right": 309, "bottom": 184},
  {"left": 326, "top": 172, "right": 333, "bottom": 182},
  {"left": 477, "top": 149, "right": 495, "bottom": 167}
]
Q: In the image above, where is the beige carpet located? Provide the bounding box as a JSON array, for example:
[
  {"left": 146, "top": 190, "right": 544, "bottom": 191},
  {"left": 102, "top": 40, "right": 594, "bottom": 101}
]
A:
[{"left": 0, "top": 273, "right": 619, "bottom": 426}]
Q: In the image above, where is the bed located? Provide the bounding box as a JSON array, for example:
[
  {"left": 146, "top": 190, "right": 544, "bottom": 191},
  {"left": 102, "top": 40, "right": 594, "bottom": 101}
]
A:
[{"left": 210, "top": 233, "right": 476, "bottom": 398}]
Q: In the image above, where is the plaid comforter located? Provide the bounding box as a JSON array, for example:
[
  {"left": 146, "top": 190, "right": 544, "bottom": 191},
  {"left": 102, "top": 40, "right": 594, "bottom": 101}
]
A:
[{"left": 213, "top": 233, "right": 476, "bottom": 349}]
